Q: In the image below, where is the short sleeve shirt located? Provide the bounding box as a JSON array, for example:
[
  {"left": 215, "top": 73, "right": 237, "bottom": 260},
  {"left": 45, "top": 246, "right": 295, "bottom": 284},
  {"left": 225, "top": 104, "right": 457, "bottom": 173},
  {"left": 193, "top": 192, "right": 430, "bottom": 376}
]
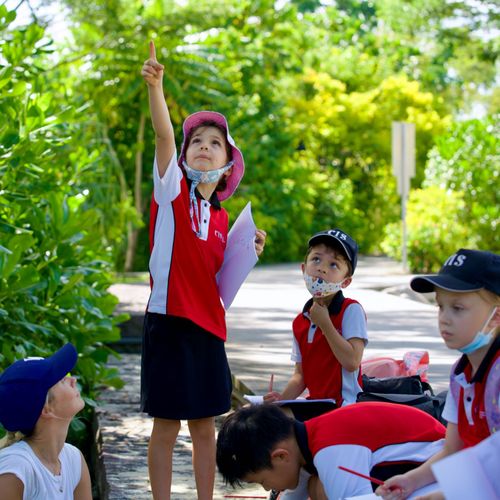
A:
[
  {"left": 292, "top": 292, "right": 368, "bottom": 405},
  {"left": 298, "top": 402, "right": 445, "bottom": 499},
  {"left": 0, "top": 441, "right": 81, "bottom": 500},
  {"left": 442, "top": 337, "right": 500, "bottom": 447},
  {"left": 147, "top": 153, "right": 229, "bottom": 340}
]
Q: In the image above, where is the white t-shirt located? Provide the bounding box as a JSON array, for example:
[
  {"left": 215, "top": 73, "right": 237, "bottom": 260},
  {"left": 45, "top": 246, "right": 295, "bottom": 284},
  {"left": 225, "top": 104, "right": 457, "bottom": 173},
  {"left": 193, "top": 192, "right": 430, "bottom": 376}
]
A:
[{"left": 0, "top": 440, "right": 82, "bottom": 500}]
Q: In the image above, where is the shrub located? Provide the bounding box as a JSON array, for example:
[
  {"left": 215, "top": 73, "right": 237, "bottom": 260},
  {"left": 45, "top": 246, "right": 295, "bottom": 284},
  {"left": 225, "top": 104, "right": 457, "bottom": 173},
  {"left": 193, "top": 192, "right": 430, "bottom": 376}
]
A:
[
  {"left": 0, "top": 5, "right": 127, "bottom": 438},
  {"left": 381, "top": 186, "right": 471, "bottom": 272}
]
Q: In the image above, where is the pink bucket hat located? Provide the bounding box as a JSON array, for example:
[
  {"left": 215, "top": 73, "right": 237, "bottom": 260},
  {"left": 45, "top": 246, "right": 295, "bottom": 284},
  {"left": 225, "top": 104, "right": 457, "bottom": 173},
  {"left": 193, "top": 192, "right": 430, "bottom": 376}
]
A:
[{"left": 179, "top": 111, "right": 245, "bottom": 201}]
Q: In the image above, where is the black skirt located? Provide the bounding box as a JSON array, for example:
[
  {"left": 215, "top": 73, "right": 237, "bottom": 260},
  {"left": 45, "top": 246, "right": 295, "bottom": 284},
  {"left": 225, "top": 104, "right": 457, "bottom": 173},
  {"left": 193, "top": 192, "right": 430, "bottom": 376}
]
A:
[{"left": 140, "top": 312, "right": 232, "bottom": 420}]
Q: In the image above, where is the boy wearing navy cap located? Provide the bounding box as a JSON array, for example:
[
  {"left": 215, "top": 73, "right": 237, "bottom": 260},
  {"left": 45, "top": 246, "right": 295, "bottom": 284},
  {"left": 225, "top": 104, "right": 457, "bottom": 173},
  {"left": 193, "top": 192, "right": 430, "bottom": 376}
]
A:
[
  {"left": 265, "top": 228, "right": 367, "bottom": 410},
  {"left": 377, "top": 249, "right": 500, "bottom": 500},
  {"left": 0, "top": 343, "right": 91, "bottom": 499},
  {"left": 263, "top": 229, "right": 367, "bottom": 500}
]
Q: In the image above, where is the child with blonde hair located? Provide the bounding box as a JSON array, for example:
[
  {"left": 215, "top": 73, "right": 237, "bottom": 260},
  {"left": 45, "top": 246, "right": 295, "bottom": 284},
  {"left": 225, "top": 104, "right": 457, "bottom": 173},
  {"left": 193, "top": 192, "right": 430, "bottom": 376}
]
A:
[{"left": 377, "top": 248, "right": 499, "bottom": 500}]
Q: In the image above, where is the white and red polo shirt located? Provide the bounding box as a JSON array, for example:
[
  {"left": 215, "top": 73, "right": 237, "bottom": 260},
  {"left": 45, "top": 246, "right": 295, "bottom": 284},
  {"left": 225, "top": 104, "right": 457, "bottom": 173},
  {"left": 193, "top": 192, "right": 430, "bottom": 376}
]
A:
[
  {"left": 292, "top": 292, "right": 367, "bottom": 405},
  {"left": 147, "top": 152, "right": 228, "bottom": 340},
  {"left": 442, "top": 336, "right": 500, "bottom": 447},
  {"left": 297, "top": 402, "right": 445, "bottom": 499}
]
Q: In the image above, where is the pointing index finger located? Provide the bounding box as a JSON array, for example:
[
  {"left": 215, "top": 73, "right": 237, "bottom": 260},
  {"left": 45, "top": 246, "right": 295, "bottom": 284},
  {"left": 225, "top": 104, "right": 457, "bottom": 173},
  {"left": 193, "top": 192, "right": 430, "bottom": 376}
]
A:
[{"left": 149, "top": 40, "right": 157, "bottom": 61}]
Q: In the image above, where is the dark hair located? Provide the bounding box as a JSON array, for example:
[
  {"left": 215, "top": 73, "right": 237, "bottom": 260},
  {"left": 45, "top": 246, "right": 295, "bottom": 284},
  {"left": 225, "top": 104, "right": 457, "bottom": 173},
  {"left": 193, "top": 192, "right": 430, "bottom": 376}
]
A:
[
  {"left": 216, "top": 405, "right": 294, "bottom": 487},
  {"left": 304, "top": 239, "right": 353, "bottom": 277},
  {"left": 184, "top": 120, "right": 233, "bottom": 193}
]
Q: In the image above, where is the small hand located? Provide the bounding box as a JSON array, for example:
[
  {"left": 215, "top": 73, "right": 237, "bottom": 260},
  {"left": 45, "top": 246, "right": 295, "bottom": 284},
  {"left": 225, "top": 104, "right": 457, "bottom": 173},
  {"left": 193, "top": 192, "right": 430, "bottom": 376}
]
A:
[
  {"left": 309, "top": 300, "right": 331, "bottom": 331},
  {"left": 141, "top": 40, "right": 164, "bottom": 88},
  {"left": 375, "top": 474, "right": 415, "bottom": 499},
  {"left": 263, "top": 391, "right": 281, "bottom": 403},
  {"left": 255, "top": 229, "right": 267, "bottom": 256}
]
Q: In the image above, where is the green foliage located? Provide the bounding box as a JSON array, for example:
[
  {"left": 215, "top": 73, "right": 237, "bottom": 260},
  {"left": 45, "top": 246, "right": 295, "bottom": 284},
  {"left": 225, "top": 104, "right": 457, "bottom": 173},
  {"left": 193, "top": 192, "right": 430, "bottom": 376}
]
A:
[
  {"left": 423, "top": 116, "right": 499, "bottom": 253},
  {"left": 8, "top": 0, "right": 498, "bottom": 274},
  {"left": 282, "top": 70, "right": 449, "bottom": 252},
  {"left": 0, "top": 5, "right": 127, "bottom": 430},
  {"left": 381, "top": 186, "right": 470, "bottom": 272}
]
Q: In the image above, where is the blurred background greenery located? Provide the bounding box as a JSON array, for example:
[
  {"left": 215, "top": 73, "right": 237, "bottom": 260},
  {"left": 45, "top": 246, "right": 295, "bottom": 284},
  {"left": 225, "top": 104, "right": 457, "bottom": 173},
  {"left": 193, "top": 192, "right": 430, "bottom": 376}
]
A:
[{"left": 0, "top": 0, "right": 498, "bottom": 430}]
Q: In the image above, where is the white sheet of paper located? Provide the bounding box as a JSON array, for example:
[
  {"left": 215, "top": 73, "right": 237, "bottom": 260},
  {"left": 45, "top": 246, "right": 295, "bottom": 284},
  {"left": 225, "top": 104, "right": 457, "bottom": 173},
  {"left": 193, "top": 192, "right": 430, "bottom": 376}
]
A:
[
  {"left": 431, "top": 433, "right": 500, "bottom": 500},
  {"left": 217, "top": 202, "right": 258, "bottom": 309},
  {"left": 344, "top": 482, "right": 439, "bottom": 499},
  {"left": 243, "top": 396, "right": 337, "bottom": 407},
  {"left": 243, "top": 394, "right": 264, "bottom": 404}
]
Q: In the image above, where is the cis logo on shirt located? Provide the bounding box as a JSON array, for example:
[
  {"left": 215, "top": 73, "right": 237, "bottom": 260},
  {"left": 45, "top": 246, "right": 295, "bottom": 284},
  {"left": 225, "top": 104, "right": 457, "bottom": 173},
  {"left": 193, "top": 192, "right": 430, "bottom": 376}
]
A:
[{"left": 214, "top": 230, "right": 226, "bottom": 243}]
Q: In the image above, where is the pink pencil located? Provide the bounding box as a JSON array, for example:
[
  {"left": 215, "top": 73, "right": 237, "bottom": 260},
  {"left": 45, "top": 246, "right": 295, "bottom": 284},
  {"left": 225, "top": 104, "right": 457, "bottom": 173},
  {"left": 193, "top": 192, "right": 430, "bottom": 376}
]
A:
[
  {"left": 268, "top": 373, "right": 274, "bottom": 392},
  {"left": 338, "top": 465, "right": 385, "bottom": 486}
]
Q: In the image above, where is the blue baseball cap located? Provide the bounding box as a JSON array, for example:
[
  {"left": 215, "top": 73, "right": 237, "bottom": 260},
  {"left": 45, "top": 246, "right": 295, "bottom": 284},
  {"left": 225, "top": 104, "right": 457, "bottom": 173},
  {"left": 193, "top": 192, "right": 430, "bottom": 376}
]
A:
[
  {"left": 0, "top": 343, "right": 78, "bottom": 432},
  {"left": 411, "top": 249, "right": 500, "bottom": 295},
  {"left": 308, "top": 228, "right": 359, "bottom": 273}
]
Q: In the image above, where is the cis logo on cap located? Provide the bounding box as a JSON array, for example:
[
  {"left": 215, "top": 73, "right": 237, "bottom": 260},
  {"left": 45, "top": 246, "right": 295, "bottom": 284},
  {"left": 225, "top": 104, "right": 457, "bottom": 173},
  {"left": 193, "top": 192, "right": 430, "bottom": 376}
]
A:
[
  {"left": 328, "top": 229, "right": 347, "bottom": 241},
  {"left": 443, "top": 254, "right": 467, "bottom": 267}
]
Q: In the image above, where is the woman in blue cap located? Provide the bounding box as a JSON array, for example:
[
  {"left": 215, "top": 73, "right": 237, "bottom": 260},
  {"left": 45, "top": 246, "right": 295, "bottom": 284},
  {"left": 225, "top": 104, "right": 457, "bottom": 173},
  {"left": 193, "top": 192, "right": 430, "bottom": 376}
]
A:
[{"left": 0, "top": 343, "right": 91, "bottom": 499}]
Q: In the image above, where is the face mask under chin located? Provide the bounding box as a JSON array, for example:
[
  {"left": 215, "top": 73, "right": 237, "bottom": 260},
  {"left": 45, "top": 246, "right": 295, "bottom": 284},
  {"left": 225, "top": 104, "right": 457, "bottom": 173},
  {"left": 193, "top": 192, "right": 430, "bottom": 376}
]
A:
[
  {"left": 183, "top": 160, "right": 234, "bottom": 237},
  {"left": 458, "top": 306, "right": 497, "bottom": 354},
  {"left": 183, "top": 160, "right": 233, "bottom": 184},
  {"left": 303, "top": 273, "right": 343, "bottom": 298}
]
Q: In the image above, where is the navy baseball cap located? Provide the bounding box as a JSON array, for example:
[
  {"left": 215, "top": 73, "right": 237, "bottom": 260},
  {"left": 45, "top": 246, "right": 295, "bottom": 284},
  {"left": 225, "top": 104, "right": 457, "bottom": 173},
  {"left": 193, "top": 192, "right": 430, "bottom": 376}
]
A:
[
  {"left": 308, "top": 228, "right": 358, "bottom": 273},
  {"left": 411, "top": 249, "right": 500, "bottom": 295},
  {"left": 0, "top": 343, "right": 77, "bottom": 432}
]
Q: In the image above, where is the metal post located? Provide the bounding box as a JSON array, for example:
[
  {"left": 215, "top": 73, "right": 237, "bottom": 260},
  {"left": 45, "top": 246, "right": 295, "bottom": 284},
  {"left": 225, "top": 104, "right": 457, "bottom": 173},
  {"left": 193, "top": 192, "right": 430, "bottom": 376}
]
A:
[
  {"left": 401, "top": 125, "right": 407, "bottom": 272},
  {"left": 392, "top": 121, "right": 415, "bottom": 273}
]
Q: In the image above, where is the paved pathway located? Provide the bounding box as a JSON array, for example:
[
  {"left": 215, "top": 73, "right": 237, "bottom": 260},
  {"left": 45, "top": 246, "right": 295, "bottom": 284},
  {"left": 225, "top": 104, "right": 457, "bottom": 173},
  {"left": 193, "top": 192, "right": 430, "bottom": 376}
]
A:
[{"left": 99, "top": 257, "right": 456, "bottom": 499}]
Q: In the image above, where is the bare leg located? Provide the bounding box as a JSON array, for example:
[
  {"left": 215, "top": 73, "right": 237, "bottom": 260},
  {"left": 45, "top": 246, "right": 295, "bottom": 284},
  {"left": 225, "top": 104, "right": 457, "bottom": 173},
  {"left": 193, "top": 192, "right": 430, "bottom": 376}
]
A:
[
  {"left": 148, "top": 417, "right": 181, "bottom": 500},
  {"left": 188, "top": 417, "right": 216, "bottom": 500}
]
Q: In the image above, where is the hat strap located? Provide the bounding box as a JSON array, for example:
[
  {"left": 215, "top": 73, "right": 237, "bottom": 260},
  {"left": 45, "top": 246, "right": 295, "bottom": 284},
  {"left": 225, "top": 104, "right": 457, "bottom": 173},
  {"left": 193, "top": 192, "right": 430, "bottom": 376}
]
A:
[{"left": 183, "top": 160, "right": 233, "bottom": 238}]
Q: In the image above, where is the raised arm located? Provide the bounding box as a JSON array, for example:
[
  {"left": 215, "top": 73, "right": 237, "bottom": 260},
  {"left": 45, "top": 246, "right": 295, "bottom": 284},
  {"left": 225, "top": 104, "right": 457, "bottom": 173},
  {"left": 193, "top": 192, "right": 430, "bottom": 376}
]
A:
[{"left": 141, "top": 40, "right": 175, "bottom": 177}]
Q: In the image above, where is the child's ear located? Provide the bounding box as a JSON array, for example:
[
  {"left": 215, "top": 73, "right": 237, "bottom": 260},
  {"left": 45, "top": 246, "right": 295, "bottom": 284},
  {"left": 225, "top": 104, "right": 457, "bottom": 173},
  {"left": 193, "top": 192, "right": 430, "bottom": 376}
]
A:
[
  {"left": 271, "top": 447, "right": 290, "bottom": 463},
  {"left": 341, "top": 277, "right": 352, "bottom": 288},
  {"left": 301, "top": 263, "right": 305, "bottom": 273}
]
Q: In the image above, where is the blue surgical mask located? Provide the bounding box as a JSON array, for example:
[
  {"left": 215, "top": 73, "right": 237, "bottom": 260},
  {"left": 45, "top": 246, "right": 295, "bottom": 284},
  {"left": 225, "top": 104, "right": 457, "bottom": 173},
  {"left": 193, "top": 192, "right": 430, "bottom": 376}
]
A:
[
  {"left": 458, "top": 307, "right": 497, "bottom": 354},
  {"left": 182, "top": 160, "right": 233, "bottom": 237}
]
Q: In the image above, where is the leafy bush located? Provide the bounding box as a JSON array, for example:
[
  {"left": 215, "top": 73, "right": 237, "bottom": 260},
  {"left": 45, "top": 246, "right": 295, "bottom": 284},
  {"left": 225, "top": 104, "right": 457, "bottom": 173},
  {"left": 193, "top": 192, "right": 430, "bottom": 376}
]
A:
[
  {"left": 424, "top": 116, "right": 499, "bottom": 253},
  {"left": 381, "top": 186, "right": 471, "bottom": 272},
  {"left": 0, "top": 6, "right": 127, "bottom": 437}
]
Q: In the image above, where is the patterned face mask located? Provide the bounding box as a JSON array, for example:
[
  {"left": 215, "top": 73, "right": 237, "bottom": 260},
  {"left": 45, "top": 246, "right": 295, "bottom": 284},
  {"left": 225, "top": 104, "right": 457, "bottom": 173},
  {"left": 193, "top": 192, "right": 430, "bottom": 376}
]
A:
[
  {"left": 303, "top": 272, "right": 343, "bottom": 298},
  {"left": 182, "top": 160, "right": 233, "bottom": 237}
]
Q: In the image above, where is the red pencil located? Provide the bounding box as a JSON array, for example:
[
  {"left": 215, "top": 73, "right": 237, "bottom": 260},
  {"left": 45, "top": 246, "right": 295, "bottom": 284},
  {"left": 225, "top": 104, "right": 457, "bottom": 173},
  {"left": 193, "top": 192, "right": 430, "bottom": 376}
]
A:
[
  {"left": 338, "top": 465, "right": 385, "bottom": 486},
  {"left": 268, "top": 373, "right": 274, "bottom": 393}
]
